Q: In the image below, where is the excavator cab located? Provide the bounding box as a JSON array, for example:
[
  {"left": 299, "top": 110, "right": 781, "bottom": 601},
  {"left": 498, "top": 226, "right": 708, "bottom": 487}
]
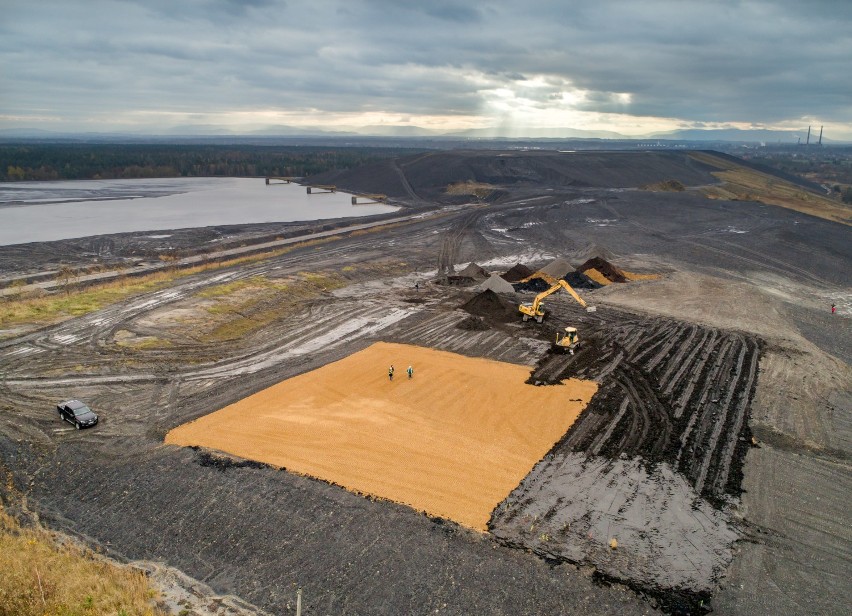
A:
[{"left": 520, "top": 301, "right": 546, "bottom": 322}]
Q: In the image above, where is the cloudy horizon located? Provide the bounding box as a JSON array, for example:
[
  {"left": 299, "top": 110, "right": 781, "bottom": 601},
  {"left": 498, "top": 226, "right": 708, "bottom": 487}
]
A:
[{"left": 2, "top": 0, "right": 851, "bottom": 140}]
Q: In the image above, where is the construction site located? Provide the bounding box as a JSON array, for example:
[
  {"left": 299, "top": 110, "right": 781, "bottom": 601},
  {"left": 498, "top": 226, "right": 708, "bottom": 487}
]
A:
[{"left": 0, "top": 150, "right": 850, "bottom": 615}]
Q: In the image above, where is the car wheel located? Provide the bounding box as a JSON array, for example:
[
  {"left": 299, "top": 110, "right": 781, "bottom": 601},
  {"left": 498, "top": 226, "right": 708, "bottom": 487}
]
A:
[{"left": 75, "top": 422, "right": 81, "bottom": 430}]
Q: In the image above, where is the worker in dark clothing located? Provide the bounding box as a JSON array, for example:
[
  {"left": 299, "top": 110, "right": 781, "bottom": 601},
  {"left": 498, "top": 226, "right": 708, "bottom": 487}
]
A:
[
  {"left": 407, "top": 365, "right": 413, "bottom": 379},
  {"left": 389, "top": 365, "right": 394, "bottom": 381}
]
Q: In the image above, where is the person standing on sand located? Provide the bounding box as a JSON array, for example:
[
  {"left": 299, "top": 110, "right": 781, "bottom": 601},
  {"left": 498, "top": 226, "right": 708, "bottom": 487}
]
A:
[
  {"left": 407, "top": 365, "right": 413, "bottom": 379},
  {"left": 389, "top": 365, "right": 394, "bottom": 381}
]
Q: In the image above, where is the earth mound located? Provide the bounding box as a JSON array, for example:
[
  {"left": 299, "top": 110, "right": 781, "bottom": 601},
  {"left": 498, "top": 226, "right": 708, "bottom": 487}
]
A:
[
  {"left": 578, "top": 257, "right": 629, "bottom": 283},
  {"left": 457, "top": 263, "right": 490, "bottom": 280},
  {"left": 310, "top": 150, "right": 720, "bottom": 200},
  {"left": 563, "top": 271, "right": 601, "bottom": 290},
  {"left": 461, "top": 289, "right": 517, "bottom": 320},
  {"left": 513, "top": 277, "right": 552, "bottom": 293},
  {"left": 539, "top": 258, "right": 574, "bottom": 280},
  {"left": 478, "top": 273, "right": 516, "bottom": 294},
  {"left": 501, "top": 263, "right": 534, "bottom": 282}
]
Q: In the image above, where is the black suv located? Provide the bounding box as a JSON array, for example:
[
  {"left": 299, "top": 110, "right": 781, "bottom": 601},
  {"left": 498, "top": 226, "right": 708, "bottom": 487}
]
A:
[{"left": 57, "top": 400, "right": 99, "bottom": 429}]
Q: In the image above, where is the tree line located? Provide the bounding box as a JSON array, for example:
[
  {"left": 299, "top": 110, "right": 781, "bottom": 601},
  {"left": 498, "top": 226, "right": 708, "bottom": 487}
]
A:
[{"left": 0, "top": 143, "right": 424, "bottom": 182}]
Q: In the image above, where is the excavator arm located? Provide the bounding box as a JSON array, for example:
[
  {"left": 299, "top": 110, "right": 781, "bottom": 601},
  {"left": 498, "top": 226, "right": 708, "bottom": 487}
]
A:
[
  {"left": 555, "top": 279, "right": 587, "bottom": 308},
  {"left": 519, "top": 279, "right": 586, "bottom": 322}
]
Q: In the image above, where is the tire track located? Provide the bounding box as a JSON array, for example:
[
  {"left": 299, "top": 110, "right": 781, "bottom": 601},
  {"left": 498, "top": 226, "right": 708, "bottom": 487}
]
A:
[{"left": 535, "top": 311, "right": 761, "bottom": 502}]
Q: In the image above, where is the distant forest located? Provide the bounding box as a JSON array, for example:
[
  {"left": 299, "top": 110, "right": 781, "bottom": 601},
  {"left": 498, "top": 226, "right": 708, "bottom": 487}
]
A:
[{"left": 0, "top": 144, "right": 425, "bottom": 182}]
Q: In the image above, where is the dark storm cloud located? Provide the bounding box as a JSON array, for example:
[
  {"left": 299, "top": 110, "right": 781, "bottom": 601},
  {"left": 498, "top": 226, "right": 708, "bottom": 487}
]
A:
[{"left": 1, "top": 0, "right": 850, "bottom": 133}]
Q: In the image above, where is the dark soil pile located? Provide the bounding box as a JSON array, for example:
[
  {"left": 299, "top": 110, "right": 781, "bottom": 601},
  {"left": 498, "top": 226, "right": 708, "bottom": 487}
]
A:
[
  {"left": 456, "top": 315, "right": 489, "bottom": 331},
  {"left": 461, "top": 289, "right": 517, "bottom": 320},
  {"left": 457, "top": 263, "right": 489, "bottom": 280},
  {"left": 563, "top": 271, "right": 601, "bottom": 290},
  {"left": 513, "top": 277, "right": 552, "bottom": 293},
  {"left": 577, "top": 257, "right": 629, "bottom": 283},
  {"left": 501, "top": 263, "right": 534, "bottom": 282}
]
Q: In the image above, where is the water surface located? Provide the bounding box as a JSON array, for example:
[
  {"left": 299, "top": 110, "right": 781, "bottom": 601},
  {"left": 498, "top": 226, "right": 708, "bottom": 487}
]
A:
[{"left": 0, "top": 178, "right": 397, "bottom": 245}]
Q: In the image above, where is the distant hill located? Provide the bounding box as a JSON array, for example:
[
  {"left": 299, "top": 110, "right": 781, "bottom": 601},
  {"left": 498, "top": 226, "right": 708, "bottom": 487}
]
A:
[
  {"left": 448, "top": 127, "right": 628, "bottom": 140},
  {"left": 352, "top": 125, "right": 440, "bottom": 137},
  {"left": 311, "top": 150, "right": 721, "bottom": 200},
  {"left": 2, "top": 125, "right": 846, "bottom": 144}
]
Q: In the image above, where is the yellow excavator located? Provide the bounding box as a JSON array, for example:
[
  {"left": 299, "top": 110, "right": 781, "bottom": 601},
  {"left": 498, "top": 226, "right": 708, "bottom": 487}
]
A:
[{"left": 518, "top": 279, "right": 587, "bottom": 323}]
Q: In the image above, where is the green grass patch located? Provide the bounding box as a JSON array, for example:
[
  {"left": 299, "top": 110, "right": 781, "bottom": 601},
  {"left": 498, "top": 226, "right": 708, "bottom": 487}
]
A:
[
  {"left": 116, "top": 336, "right": 174, "bottom": 350},
  {"left": 192, "top": 272, "right": 348, "bottom": 342},
  {"left": 0, "top": 235, "right": 348, "bottom": 331},
  {"left": 0, "top": 275, "right": 173, "bottom": 329}
]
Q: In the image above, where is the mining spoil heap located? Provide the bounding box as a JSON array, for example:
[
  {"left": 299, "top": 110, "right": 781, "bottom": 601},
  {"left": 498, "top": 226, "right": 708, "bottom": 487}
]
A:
[
  {"left": 538, "top": 257, "right": 574, "bottom": 280},
  {"left": 563, "top": 270, "right": 601, "bottom": 289},
  {"left": 501, "top": 263, "right": 534, "bottom": 282},
  {"left": 578, "top": 256, "right": 629, "bottom": 283},
  {"left": 461, "top": 288, "right": 518, "bottom": 319},
  {"left": 456, "top": 262, "right": 489, "bottom": 280},
  {"left": 311, "top": 150, "right": 722, "bottom": 200},
  {"left": 477, "top": 273, "right": 516, "bottom": 294},
  {"left": 513, "top": 277, "right": 552, "bottom": 293}
]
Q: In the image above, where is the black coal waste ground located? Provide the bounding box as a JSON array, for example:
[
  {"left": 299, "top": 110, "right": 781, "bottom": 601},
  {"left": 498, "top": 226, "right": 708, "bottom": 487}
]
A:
[
  {"left": 489, "top": 304, "right": 761, "bottom": 614},
  {"left": 2, "top": 149, "right": 849, "bottom": 616}
]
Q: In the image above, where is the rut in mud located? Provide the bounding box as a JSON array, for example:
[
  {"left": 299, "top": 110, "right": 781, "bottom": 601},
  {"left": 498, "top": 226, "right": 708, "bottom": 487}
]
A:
[
  {"left": 536, "top": 314, "right": 761, "bottom": 502},
  {"left": 490, "top": 306, "right": 762, "bottom": 608}
]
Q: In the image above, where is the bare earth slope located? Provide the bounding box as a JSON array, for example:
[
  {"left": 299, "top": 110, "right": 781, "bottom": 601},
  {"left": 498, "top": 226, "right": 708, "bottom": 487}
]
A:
[{"left": 315, "top": 149, "right": 720, "bottom": 199}]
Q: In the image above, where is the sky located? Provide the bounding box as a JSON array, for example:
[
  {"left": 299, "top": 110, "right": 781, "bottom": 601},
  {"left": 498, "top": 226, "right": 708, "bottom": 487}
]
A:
[{"left": 2, "top": 0, "right": 851, "bottom": 139}]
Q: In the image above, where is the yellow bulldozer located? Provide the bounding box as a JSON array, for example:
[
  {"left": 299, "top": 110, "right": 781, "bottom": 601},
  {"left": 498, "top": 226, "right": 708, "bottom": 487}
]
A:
[{"left": 555, "top": 326, "right": 581, "bottom": 354}]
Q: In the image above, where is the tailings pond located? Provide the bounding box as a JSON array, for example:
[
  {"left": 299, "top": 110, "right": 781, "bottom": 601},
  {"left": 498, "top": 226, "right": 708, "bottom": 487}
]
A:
[{"left": 0, "top": 177, "right": 398, "bottom": 245}]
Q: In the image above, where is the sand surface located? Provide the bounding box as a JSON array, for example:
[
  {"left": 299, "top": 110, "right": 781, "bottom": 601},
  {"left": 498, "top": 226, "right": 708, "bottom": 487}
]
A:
[{"left": 166, "top": 342, "right": 596, "bottom": 529}]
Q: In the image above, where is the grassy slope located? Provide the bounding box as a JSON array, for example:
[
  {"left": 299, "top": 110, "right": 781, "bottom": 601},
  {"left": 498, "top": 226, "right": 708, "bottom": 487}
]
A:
[
  {"left": 689, "top": 152, "right": 852, "bottom": 225},
  {"left": 0, "top": 237, "right": 342, "bottom": 334},
  {"left": 0, "top": 499, "right": 164, "bottom": 616}
]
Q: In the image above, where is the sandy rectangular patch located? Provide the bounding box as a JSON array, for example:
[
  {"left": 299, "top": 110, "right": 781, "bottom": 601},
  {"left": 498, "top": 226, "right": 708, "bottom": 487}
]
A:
[{"left": 166, "top": 342, "right": 597, "bottom": 530}]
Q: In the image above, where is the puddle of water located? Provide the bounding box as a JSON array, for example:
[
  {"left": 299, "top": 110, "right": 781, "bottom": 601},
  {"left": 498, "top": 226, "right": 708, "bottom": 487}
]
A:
[{"left": 0, "top": 178, "right": 398, "bottom": 245}]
